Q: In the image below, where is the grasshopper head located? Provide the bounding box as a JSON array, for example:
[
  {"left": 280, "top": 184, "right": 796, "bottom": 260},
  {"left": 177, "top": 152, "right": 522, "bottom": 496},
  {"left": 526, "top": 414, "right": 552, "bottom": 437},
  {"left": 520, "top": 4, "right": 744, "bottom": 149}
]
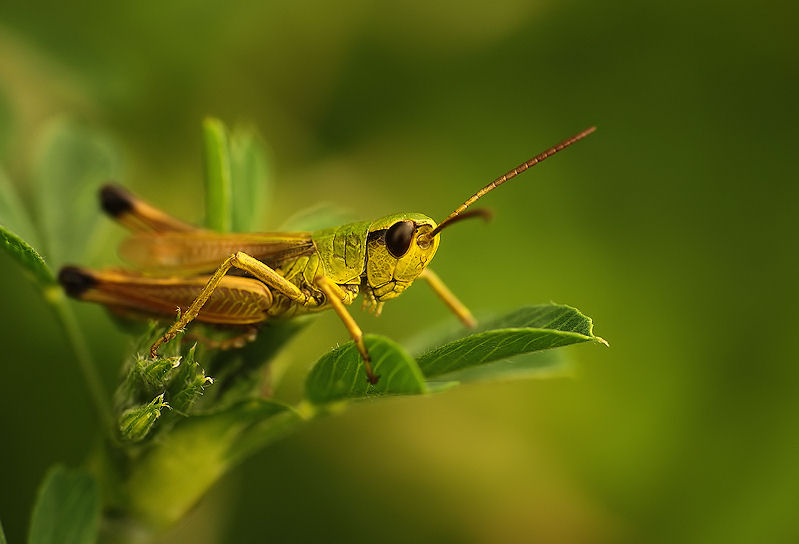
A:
[
  {"left": 365, "top": 213, "right": 439, "bottom": 301},
  {"left": 363, "top": 127, "right": 596, "bottom": 302}
]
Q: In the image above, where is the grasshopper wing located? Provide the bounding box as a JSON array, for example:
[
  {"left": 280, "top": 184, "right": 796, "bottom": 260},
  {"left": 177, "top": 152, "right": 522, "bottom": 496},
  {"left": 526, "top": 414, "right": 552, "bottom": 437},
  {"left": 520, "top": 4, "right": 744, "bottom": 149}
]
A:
[{"left": 119, "top": 231, "right": 315, "bottom": 275}]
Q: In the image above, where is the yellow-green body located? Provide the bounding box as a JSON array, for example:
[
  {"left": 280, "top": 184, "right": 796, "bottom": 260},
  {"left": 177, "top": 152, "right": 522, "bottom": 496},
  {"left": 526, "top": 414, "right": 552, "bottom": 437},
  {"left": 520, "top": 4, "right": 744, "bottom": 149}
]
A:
[{"left": 272, "top": 213, "right": 440, "bottom": 318}]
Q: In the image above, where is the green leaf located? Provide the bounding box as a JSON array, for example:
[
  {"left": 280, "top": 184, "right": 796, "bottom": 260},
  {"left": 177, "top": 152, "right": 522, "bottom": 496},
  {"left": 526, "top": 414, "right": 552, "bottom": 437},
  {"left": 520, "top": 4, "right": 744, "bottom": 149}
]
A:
[
  {"left": 306, "top": 335, "right": 428, "bottom": 405},
  {"left": 123, "top": 399, "right": 300, "bottom": 528},
  {"left": 0, "top": 519, "right": 7, "bottom": 544},
  {"left": 417, "top": 304, "right": 606, "bottom": 379},
  {"left": 0, "top": 167, "right": 41, "bottom": 248},
  {"left": 202, "top": 117, "right": 233, "bottom": 232},
  {"left": 0, "top": 225, "right": 54, "bottom": 285},
  {"left": 34, "top": 118, "right": 120, "bottom": 266},
  {"left": 436, "top": 349, "right": 569, "bottom": 383},
  {"left": 229, "top": 125, "right": 272, "bottom": 232},
  {"left": 28, "top": 465, "right": 100, "bottom": 544}
]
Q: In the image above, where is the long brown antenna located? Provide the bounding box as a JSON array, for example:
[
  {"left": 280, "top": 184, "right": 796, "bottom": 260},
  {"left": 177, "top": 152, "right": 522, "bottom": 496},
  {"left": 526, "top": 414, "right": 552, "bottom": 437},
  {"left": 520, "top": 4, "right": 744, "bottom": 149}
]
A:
[{"left": 429, "top": 126, "right": 596, "bottom": 237}]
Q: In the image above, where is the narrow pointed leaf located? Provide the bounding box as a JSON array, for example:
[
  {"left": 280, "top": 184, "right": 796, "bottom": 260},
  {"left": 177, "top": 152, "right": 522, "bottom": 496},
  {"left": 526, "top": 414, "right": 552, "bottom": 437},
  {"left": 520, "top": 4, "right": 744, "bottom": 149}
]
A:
[
  {"left": 306, "top": 335, "right": 427, "bottom": 405},
  {"left": 0, "top": 225, "right": 54, "bottom": 285},
  {"left": 29, "top": 466, "right": 99, "bottom": 544},
  {"left": 202, "top": 117, "right": 233, "bottom": 232},
  {"left": 417, "top": 305, "right": 605, "bottom": 378},
  {"left": 229, "top": 126, "right": 271, "bottom": 231}
]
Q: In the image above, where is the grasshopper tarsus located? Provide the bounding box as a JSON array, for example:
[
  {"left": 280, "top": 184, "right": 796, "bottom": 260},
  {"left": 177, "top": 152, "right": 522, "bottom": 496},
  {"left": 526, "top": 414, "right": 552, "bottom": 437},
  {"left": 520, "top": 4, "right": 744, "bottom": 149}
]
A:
[{"left": 360, "top": 348, "right": 379, "bottom": 385}]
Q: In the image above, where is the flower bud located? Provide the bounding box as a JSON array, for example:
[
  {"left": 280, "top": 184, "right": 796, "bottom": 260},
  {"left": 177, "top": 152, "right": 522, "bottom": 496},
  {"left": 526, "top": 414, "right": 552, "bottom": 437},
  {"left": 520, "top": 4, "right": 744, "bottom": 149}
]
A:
[
  {"left": 118, "top": 394, "right": 170, "bottom": 442},
  {"left": 135, "top": 354, "right": 181, "bottom": 392},
  {"left": 168, "top": 347, "right": 214, "bottom": 413}
]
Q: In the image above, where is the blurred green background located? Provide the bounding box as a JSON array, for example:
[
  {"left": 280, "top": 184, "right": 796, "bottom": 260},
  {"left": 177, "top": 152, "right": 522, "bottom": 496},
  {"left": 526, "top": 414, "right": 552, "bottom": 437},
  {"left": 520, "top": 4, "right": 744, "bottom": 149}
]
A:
[{"left": 1, "top": 1, "right": 797, "bottom": 542}]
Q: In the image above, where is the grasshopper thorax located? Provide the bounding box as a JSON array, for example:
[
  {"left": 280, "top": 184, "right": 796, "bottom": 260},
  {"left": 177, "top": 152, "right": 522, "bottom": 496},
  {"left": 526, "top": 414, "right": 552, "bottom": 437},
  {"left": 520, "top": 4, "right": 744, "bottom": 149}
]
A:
[{"left": 364, "top": 213, "right": 439, "bottom": 301}]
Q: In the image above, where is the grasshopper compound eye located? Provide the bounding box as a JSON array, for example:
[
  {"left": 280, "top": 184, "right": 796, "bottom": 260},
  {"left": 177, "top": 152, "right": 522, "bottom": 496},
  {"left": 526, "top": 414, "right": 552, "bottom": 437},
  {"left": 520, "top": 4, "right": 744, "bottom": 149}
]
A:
[{"left": 385, "top": 220, "right": 416, "bottom": 258}]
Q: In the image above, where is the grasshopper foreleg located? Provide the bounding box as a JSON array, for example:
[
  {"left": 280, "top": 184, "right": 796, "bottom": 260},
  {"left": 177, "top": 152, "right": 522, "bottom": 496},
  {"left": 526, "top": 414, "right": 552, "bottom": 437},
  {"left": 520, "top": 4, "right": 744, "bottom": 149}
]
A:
[
  {"left": 315, "top": 275, "right": 379, "bottom": 385},
  {"left": 150, "top": 251, "right": 314, "bottom": 357},
  {"left": 419, "top": 268, "right": 476, "bottom": 329}
]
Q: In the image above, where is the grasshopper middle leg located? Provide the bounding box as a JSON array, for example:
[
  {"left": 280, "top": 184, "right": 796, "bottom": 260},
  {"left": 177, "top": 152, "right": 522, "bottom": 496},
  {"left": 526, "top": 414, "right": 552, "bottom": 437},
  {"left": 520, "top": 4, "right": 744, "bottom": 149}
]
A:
[{"left": 315, "top": 276, "right": 379, "bottom": 385}]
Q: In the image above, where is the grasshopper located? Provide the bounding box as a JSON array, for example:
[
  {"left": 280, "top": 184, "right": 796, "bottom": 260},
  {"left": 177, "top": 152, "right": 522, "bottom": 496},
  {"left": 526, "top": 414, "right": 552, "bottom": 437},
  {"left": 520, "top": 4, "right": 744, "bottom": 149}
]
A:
[{"left": 59, "top": 127, "right": 594, "bottom": 384}]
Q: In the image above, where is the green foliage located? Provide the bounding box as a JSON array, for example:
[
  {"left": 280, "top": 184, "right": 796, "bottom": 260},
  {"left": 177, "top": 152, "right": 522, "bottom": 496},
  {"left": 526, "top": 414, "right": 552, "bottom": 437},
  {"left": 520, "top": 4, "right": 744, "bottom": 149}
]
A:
[
  {"left": 305, "top": 305, "right": 605, "bottom": 405},
  {"left": 204, "top": 117, "right": 274, "bottom": 232},
  {"left": 229, "top": 125, "right": 272, "bottom": 232},
  {"left": 0, "top": 225, "right": 54, "bottom": 286},
  {"left": 33, "top": 119, "right": 119, "bottom": 266},
  {"left": 417, "top": 305, "right": 605, "bottom": 378},
  {"left": 168, "top": 346, "right": 214, "bottom": 414},
  {"left": 202, "top": 117, "right": 233, "bottom": 232},
  {"left": 28, "top": 466, "right": 99, "bottom": 544},
  {"left": 306, "top": 335, "right": 428, "bottom": 404},
  {"left": 2, "top": 117, "right": 604, "bottom": 536},
  {"left": 434, "top": 350, "right": 567, "bottom": 383},
  {"left": 0, "top": 165, "right": 54, "bottom": 286},
  {"left": 122, "top": 398, "right": 300, "bottom": 528},
  {"left": 114, "top": 334, "right": 213, "bottom": 442},
  {"left": 0, "top": 139, "right": 113, "bottom": 434},
  {"left": 0, "top": 167, "right": 41, "bottom": 249}
]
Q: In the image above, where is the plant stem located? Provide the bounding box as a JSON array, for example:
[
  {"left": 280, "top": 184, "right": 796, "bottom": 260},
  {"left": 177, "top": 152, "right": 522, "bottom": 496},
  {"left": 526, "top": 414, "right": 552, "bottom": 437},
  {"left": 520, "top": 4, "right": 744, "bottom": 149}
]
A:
[{"left": 45, "top": 285, "right": 114, "bottom": 437}]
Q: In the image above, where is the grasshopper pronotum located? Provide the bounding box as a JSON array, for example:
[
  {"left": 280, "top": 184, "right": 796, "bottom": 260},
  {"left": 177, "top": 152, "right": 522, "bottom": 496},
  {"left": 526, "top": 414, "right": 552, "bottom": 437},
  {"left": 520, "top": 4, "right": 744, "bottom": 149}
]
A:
[{"left": 59, "top": 127, "right": 595, "bottom": 383}]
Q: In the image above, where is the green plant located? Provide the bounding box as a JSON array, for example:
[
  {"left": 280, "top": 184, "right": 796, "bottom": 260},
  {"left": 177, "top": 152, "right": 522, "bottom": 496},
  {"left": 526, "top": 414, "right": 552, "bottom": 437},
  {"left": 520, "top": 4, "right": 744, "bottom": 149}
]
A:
[{"left": 0, "top": 117, "right": 605, "bottom": 541}]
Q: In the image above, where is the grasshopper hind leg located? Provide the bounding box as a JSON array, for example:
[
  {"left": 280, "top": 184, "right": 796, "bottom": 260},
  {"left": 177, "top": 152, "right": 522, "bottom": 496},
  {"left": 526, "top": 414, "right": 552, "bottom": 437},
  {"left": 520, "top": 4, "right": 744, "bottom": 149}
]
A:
[
  {"left": 59, "top": 265, "right": 98, "bottom": 297},
  {"left": 149, "top": 251, "right": 317, "bottom": 358},
  {"left": 99, "top": 184, "right": 195, "bottom": 233}
]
